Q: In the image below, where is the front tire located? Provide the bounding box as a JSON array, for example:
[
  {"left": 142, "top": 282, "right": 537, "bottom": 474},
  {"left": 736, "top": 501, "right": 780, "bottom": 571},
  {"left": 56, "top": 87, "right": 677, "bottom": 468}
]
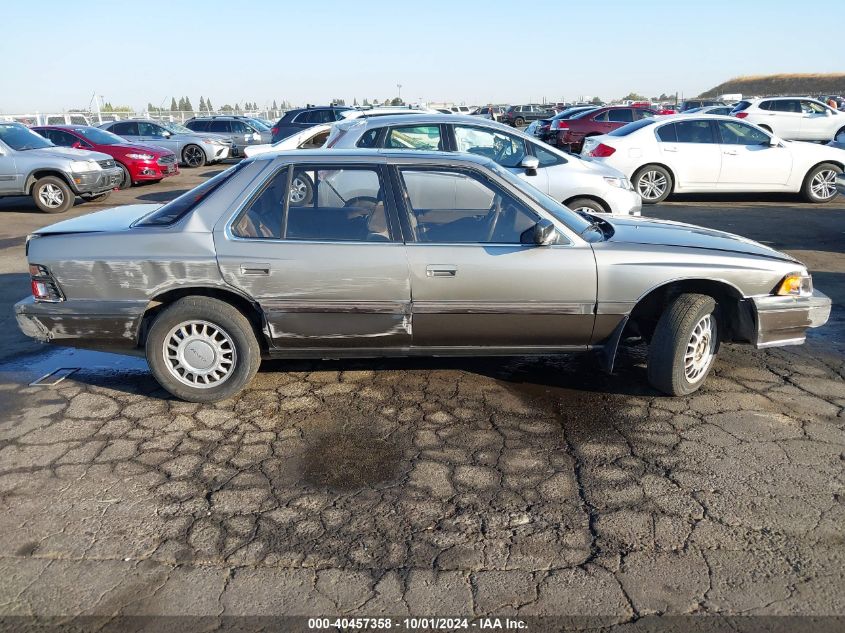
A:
[
  {"left": 32, "top": 176, "right": 74, "bottom": 213},
  {"left": 145, "top": 297, "right": 260, "bottom": 402},
  {"left": 289, "top": 173, "right": 314, "bottom": 206},
  {"left": 633, "top": 165, "right": 673, "bottom": 204},
  {"left": 566, "top": 197, "right": 606, "bottom": 214},
  {"left": 181, "top": 144, "right": 207, "bottom": 168},
  {"left": 117, "top": 163, "right": 133, "bottom": 189},
  {"left": 514, "top": 117, "right": 525, "bottom": 127},
  {"left": 801, "top": 162, "right": 841, "bottom": 203},
  {"left": 647, "top": 294, "right": 720, "bottom": 396}
]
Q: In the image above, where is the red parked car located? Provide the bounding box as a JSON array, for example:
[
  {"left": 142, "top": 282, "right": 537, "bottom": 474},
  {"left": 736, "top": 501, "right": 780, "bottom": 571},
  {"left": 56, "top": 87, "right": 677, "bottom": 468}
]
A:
[
  {"left": 553, "top": 106, "right": 657, "bottom": 152},
  {"left": 33, "top": 125, "right": 179, "bottom": 189}
]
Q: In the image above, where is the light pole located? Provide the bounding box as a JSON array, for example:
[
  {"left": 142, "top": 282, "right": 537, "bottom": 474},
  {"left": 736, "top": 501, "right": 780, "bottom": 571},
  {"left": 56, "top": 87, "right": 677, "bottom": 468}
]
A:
[{"left": 397, "top": 83, "right": 402, "bottom": 103}]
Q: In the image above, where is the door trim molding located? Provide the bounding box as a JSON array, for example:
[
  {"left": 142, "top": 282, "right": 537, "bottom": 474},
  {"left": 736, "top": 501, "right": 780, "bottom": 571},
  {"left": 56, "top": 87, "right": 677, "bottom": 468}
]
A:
[{"left": 413, "top": 301, "right": 594, "bottom": 315}]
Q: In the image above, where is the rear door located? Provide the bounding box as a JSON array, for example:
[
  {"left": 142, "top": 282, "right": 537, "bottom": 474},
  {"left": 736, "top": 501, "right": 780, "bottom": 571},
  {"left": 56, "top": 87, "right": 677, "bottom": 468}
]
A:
[
  {"left": 656, "top": 120, "right": 721, "bottom": 188},
  {"left": 715, "top": 120, "right": 792, "bottom": 188},
  {"left": 394, "top": 165, "right": 596, "bottom": 349},
  {"left": 762, "top": 100, "right": 802, "bottom": 139},
  {"left": 214, "top": 160, "right": 411, "bottom": 350}
]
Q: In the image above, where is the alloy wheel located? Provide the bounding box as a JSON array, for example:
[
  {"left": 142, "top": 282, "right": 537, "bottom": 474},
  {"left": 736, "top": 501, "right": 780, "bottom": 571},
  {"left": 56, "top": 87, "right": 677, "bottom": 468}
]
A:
[
  {"left": 163, "top": 320, "right": 237, "bottom": 388},
  {"left": 38, "top": 183, "right": 65, "bottom": 209},
  {"left": 183, "top": 146, "right": 205, "bottom": 168},
  {"left": 684, "top": 314, "right": 716, "bottom": 382},
  {"left": 637, "top": 170, "right": 667, "bottom": 201},
  {"left": 810, "top": 169, "right": 837, "bottom": 200},
  {"left": 289, "top": 177, "right": 308, "bottom": 203}
]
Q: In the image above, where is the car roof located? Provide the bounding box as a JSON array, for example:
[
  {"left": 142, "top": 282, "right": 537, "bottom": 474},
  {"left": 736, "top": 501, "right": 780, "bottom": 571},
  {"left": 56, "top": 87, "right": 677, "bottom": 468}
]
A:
[{"left": 247, "top": 147, "right": 497, "bottom": 168}]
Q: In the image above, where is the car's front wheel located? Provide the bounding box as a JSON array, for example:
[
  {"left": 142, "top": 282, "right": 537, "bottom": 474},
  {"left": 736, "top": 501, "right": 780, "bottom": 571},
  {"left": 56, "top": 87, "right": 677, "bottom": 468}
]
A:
[
  {"left": 117, "top": 163, "right": 133, "bottom": 189},
  {"left": 32, "top": 176, "right": 74, "bottom": 213},
  {"left": 633, "top": 165, "right": 673, "bottom": 204},
  {"left": 647, "top": 293, "right": 720, "bottom": 396},
  {"left": 145, "top": 296, "right": 261, "bottom": 402},
  {"left": 514, "top": 117, "right": 525, "bottom": 127},
  {"left": 181, "top": 144, "right": 207, "bottom": 168},
  {"left": 801, "top": 162, "right": 841, "bottom": 203},
  {"left": 566, "top": 197, "right": 606, "bottom": 214}
]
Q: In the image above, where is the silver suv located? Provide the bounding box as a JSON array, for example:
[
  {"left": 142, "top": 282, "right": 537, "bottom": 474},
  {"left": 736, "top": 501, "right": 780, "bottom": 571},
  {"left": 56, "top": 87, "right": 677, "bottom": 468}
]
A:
[
  {"left": 184, "top": 116, "right": 271, "bottom": 157},
  {"left": 0, "top": 122, "right": 122, "bottom": 213},
  {"left": 98, "top": 119, "right": 233, "bottom": 168}
]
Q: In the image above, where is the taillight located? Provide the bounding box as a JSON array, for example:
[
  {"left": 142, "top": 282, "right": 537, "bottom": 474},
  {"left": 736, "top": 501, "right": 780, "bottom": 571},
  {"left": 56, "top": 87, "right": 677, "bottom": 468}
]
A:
[
  {"left": 271, "top": 126, "right": 278, "bottom": 136},
  {"left": 734, "top": 112, "right": 748, "bottom": 119},
  {"left": 552, "top": 120, "right": 569, "bottom": 130},
  {"left": 589, "top": 143, "right": 616, "bottom": 158},
  {"left": 29, "top": 264, "right": 64, "bottom": 302},
  {"left": 326, "top": 129, "right": 347, "bottom": 148}
]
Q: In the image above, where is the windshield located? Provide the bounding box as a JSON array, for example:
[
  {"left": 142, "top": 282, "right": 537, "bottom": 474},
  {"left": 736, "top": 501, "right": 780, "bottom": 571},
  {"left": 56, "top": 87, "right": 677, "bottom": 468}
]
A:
[
  {"left": 0, "top": 123, "right": 54, "bottom": 150},
  {"left": 135, "top": 162, "right": 246, "bottom": 226},
  {"left": 246, "top": 118, "right": 270, "bottom": 131},
  {"left": 77, "top": 126, "right": 127, "bottom": 145},
  {"left": 609, "top": 118, "right": 657, "bottom": 137},
  {"left": 162, "top": 122, "right": 193, "bottom": 134},
  {"left": 486, "top": 162, "right": 592, "bottom": 235}
]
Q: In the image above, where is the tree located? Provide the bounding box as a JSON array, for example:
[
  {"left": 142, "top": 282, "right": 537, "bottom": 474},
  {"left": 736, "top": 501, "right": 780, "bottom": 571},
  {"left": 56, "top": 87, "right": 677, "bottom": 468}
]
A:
[
  {"left": 363, "top": 98, "right": 370, "bottom": 106},
  {"left": 658, "top": 93, "right": 670, "bottom": 101},
  {"left": 206, "top": 98, "right": 213, "bottom": 112},
  {"left": 170, "top": 97, "right": 178, "bottom": 112},
  {"left": 272, "top": 99, "right": 278, "bottom": 110},
  {"left": 390, "top": 97, "right": 404, "bottom": 106},
  {"left": 183, "top": 96, "right": 193, "bottom": 112},
  {"left": 590, "top": 96, "right": 603, "bottom": 105},
  {"left": 622, "top": 92, "right": 647, "bottom": 102},
  {"left": 220, "top": 104, "right": 233, "bottom": 112},
  {"left": 234, "top": 103, "right": 241, "bottom": 113},
  {"left": 353, "top": 98, "right": 358, "bottom": 106},
  {"left": 198, "top": 96, "right": 206, "bottom": 112}
]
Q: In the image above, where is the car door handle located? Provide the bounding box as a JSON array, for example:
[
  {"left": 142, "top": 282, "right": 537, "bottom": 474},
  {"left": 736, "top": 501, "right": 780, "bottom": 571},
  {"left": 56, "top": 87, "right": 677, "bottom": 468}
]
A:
[
  {"left": 723, "top": 149, "right": 737, "bottom": 155},
  {"left": 426, "top": 265, "right": 457, "bottom": 278},
  {"left": 663, "top": 145, "right": 678, "bottom": 152},
  {"left": 239, "top": 263, "right": 270, "bottom": 276}
]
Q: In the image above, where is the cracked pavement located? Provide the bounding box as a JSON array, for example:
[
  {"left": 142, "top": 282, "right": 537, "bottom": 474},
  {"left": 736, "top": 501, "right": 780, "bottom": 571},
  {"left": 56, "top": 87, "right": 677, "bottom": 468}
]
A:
[{"left": 0, "top": 173, "right": 843, "bottom": 629}]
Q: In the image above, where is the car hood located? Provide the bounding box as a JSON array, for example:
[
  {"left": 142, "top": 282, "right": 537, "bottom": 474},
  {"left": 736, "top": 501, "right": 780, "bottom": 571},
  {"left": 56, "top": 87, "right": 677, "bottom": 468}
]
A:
[
  {"left": 603, "top": 215, "right": 797, "bottom": 262},
  {"left": 32, "top": 204, "right": 161, "bottom": 236},
  {"left": 28, "top": 146, "right": 113, "bottom": 162}
]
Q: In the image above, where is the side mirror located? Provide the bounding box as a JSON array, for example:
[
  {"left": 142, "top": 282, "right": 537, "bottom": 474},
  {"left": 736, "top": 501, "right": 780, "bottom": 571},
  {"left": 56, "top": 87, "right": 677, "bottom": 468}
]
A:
[
  {"left": 520, "top": 155, "right": 540, "bottom": 175},
  {"left": 533, "top": 218, "right": 556, "bottom": 246},
  {"left": 162, "top": 131, "right": 171, "bottom": 138},
  {"left": 768, "top": 136, "right": 780, "bottom": 147},
  {"left": 71, "top": 141, "right": 83, "bottom": 149}
]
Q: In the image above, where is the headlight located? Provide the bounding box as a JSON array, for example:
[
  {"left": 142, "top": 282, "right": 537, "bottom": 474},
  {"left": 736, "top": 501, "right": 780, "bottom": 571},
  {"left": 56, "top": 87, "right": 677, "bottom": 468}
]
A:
[
  {"left": 125, "top": 153, "right": 155, "bottom": 160},
  {"left": 775, "top": 272, "right": 813, "bottom": 297},
  {"left": 202, "top": 138, "right": 222, "bottom": 145},
  {"left": 69, "top": 160, "right": 101, "bottom": 173},
  {"left": 603, "top": 176, "right": 630, "bottom": 190}
]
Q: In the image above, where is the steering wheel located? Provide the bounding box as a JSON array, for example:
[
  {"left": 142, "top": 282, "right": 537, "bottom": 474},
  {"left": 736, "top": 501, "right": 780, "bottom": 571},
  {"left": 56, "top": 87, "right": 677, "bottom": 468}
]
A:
[{"left": 484, "top": 195, "right": 504, "bottom": 242}]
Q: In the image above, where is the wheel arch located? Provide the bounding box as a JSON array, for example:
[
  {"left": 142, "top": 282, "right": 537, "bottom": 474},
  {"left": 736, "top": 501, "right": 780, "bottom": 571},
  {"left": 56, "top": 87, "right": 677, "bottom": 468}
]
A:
[
  {"left": 563, "top": 194, "right": 610, "bottom": 213},
  {"left": 138, "top": 286, "right": 269, "bottom": 353},
  {"left": 24, "top": 169, "right": 74, "bottom": 195}
]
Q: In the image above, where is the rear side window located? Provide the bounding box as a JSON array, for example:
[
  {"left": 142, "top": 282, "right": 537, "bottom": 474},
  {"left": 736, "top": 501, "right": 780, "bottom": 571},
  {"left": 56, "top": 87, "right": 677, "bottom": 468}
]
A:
[
  {"left": 208, "top": 120, "right": 230, "bottom": 133},
  {"left": 385, "top": 125, "right": 442, "bottom": 150},
  {"left": 188, "top": 120, "right": 209, "bottom": 132},
  {"left": 675, "top": 120, "right": 716, "bottom": 143},
  {"left": 765, "top": 100, "right": 800, "bottom": 113},
  {"left": 655, "top": 123, "right": 677, "bottom": 142},
  {"left": 111, "top": 121, "right": 138, "bottom": 136},
  {"left": 356, "top": 128, "right": 381, "bottom": 148},
  {"left": 135, "top": 162, "right": 246, "bottom": 227},
  {"left": 608, "top": 109, "right": 633, "bottom": 123},
  {"left": 592, "top": 111, "right": 609, "bottom": 122},
  {"left": 609, "top": 119, "right": 656, "bottom": 137}
]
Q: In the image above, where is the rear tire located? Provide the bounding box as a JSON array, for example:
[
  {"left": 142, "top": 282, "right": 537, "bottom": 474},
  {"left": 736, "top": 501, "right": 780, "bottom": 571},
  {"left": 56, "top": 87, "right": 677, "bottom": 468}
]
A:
[
  {"left": 801, "top": 162, "right": 841, "bottom": 203},
  {"left": 181, "top": 144, "right": 207, "bottom": 168},
  {"left": 32, "top": 176, "right": 74, "bottom": 213},
  {"left": 145, "top": 296, "right": 261, "bottom": 402},
  {"left": 514, "top": 117, "right": 525, "bottom": 127},
  {"left": 647, "top": 293, "right": 720, "bottom": 396},
  {"left": 633, "top": 165, "right": 673, "bottom": 204}
]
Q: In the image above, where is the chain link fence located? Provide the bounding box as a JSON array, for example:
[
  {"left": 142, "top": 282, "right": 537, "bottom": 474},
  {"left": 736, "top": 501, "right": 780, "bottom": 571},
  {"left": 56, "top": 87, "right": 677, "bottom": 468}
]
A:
[{"left": 0, "top": 110, "right": 287, "bottom": 127}]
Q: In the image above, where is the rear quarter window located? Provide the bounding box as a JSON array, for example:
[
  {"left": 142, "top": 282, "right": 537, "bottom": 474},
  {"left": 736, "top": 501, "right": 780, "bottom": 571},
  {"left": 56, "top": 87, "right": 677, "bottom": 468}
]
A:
[{"left": 655, "top": 123, "right": 677, "bottom": 142}]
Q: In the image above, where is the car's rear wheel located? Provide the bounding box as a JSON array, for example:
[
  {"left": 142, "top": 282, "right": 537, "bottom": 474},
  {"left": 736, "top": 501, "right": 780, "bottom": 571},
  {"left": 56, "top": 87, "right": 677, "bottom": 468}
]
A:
[
  {"left": 145, "top": 297, "right": 260, "bottom": 402},
  {"left": 566, "top": 197, "right": 606, "bottom": 214},
  {"left": 32, "top": 176, "right": 74, "bottom": 213},
  {"left": 647, "top": 293, "right": 720, "bottom": 396},
  {"left": 289, "top": 173, "right": 314, "bottom": 206},
  {"left": 181, "top": 144, "right": 207, "bottom": 168},
  {"left": 514, "top": 117, "right": 525, "bottom": 127},
  {"left": 801, "top": 162, "right": 841, "bottom": 203},
  {"left": 633, "top": 165, "right": 673, "bottom": 204},
  {"left": 117, "top": 163, "right": 133, "bottom": 189}
]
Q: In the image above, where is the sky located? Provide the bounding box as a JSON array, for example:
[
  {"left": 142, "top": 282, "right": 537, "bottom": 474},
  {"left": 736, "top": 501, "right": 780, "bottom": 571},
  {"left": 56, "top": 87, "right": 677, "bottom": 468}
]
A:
[{"left": 0, "top": 0, "right": 840, "bottom": 113}]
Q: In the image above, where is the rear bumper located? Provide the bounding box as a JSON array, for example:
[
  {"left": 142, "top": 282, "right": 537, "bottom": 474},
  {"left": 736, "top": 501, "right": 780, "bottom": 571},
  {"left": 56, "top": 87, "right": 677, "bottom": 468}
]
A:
[
  {"left": 15, "top": 296, "right": 144, "bottom": 347},
  {"left": 752, "top": 290, "right": 832, "bottom": 348}
]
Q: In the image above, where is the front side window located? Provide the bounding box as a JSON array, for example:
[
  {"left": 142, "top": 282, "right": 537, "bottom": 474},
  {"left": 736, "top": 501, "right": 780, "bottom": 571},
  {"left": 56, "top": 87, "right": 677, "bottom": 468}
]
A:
[
  {"left": 230, "top": 120, "right": 249, "bottom": 134},
  {"left": 138, "top": 122, "right": 167, "bottom": 137},
  {"left": 717, "top": 121, "right": 769, "bottom": 145},
  {"left": 531, "top": 142, "right": 563, "bottom": 167},
  {"left": 674, "top": 120, "right": 716, "bottom": 143},
  {"left": 41, "top": 129, "right": 81, "bottom": 147},
  {"left": 453, "top": 126, "right": 526, "bottom": 168},
  {"left": 385, "top": 125, "right": 443, "bottom": 150},
  {"left": 592, "top": 111, "right": 609, "bottom": 122},
  {"left": 233, "top": 165, "right": 391, "bottom": 242},
  {"left": 399, "top": 168, "right": 538, "bottom": 244},
  {"left": 800, "top": 100, "right": 828, "bottom": 114}
]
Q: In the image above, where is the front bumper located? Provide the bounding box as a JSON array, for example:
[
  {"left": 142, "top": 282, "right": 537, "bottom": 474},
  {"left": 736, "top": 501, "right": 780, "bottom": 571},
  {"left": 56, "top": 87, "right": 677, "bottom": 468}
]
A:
[
  {"left": 129, "top": 157, "right": 179, "bottom": 181},
  {"left": 70, "top": 167, "right": 123, "bottom": 194},
  {"left": 752, "top": 290, "right": 832, "bottom": 348},
  {"left": 206, "top": 144, "right": 231, "bottom": 162},
  {"left": 15, "top": 296, "right": 144, "bottom": 347},
  {"left": 603, "top": 185, "right": 642, "bottom": 217}
]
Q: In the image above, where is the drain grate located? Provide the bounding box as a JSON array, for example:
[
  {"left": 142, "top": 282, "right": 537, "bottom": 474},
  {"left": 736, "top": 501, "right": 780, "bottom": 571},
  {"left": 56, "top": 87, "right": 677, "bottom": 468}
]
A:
[{"left": 29, "top": 368, "right": 78, "bottom": 387}]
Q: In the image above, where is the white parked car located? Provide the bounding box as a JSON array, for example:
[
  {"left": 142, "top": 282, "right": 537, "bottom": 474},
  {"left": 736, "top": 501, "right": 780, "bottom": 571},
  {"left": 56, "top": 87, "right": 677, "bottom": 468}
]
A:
[
  {"left": 327, "top": 114, "right": 642, "bottom": 216},
  {"left": 731, "top": 97, "right": 845, "bottom": 142},
  {"left": 581, "top": 114, "right": 844, "bottom": 204},
  {"left": 243, "top": 124, "right": 332, "bottom": 158}
]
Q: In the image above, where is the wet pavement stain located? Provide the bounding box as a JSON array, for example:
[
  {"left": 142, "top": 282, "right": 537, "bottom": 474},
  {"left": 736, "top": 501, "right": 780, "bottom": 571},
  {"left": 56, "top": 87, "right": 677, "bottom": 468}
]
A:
[{"left": 303, "top": 432, "right": 402, "bottom": 490}]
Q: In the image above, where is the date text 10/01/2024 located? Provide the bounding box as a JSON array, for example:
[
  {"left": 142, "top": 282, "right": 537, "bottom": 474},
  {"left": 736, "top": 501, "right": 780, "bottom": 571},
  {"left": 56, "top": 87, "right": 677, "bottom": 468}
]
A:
[{"left": 307, "top": 617, "right": 528, "bottom": 629}]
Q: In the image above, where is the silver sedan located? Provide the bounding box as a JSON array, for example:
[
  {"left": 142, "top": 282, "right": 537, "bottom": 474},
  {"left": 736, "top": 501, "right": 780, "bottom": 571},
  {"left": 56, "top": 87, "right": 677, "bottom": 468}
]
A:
[{"left": 16, "top": 150, "right": 830, "bottom": 402}]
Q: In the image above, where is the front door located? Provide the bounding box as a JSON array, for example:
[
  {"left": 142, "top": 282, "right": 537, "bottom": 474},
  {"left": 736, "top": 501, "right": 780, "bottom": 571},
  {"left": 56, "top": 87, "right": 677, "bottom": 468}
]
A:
[
  {"left": 394, "top": 165, "right": 597, "bottom": 349},
  {"left": 715, "top": 120, "right": 792, "bottom": 187},
  {"left": 136, "top": 122, "right": 178, "bottom": 153},
  {"left": 214, "top": 161, "right": 411, "bottom": 350},
  {"left": 0, "top": 144, "right": 17, "bottom": 195}
]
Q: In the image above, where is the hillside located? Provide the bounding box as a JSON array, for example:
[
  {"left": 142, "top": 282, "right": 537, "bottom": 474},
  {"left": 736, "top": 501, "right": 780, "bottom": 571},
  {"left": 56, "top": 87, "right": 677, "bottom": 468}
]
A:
[{"left": 699, "top": 73, "right": 845, "bottom": 98}]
